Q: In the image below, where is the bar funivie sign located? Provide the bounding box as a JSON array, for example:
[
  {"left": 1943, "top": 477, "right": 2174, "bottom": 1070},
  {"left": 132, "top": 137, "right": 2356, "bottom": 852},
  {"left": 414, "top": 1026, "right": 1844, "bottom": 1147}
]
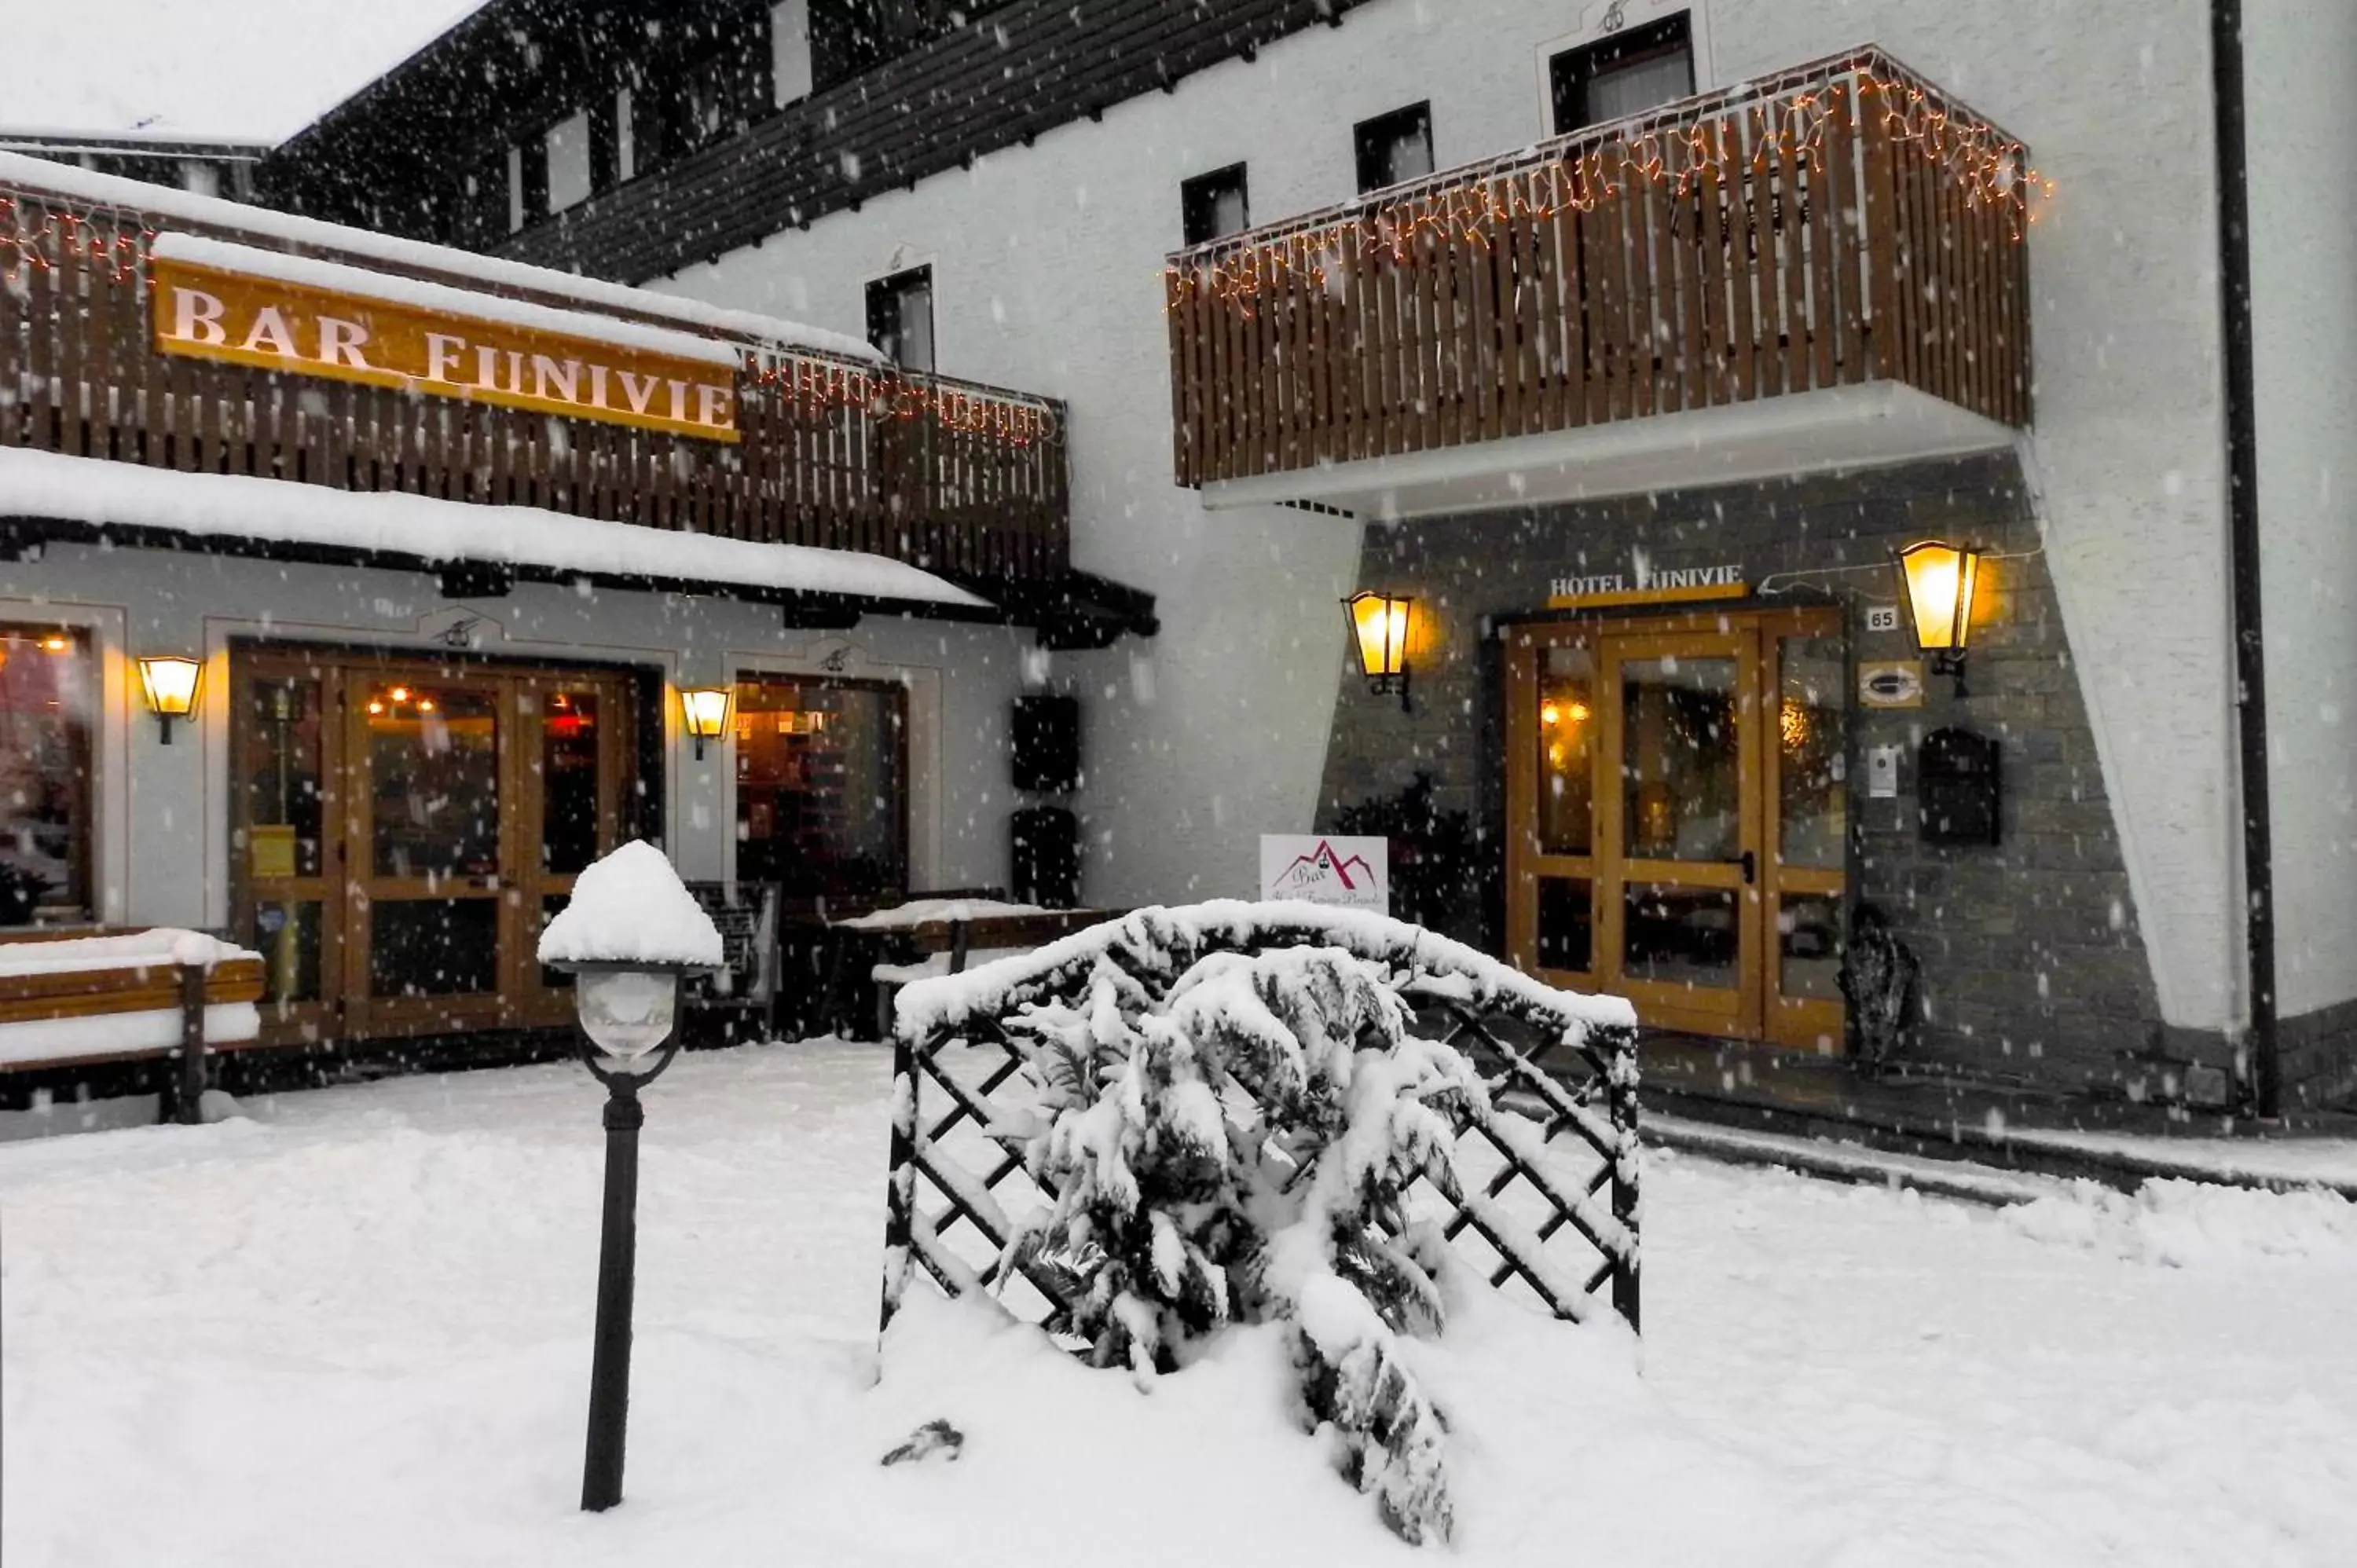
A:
[{"left": 148, "top": 242, "right": 740, "bottom": 444}]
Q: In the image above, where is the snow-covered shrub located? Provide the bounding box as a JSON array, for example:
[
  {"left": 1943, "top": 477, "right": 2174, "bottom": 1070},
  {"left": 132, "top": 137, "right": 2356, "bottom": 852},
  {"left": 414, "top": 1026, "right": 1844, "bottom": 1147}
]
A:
[{"left": 998, "top": 943, "right": 1487, "bottom": 1544}]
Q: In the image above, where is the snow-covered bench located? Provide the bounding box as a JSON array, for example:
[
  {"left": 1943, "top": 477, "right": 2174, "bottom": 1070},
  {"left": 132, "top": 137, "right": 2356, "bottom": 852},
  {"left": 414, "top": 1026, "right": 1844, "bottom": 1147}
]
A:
[{"left": 0, "top": 929, "right": 266, "bottom": 1122}]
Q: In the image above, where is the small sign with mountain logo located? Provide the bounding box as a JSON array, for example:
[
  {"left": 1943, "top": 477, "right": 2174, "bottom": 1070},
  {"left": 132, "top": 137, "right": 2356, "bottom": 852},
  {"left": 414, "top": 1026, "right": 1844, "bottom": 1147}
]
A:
[{"left": 1259, "top": 835, "right": 1390, "bottom": 914}]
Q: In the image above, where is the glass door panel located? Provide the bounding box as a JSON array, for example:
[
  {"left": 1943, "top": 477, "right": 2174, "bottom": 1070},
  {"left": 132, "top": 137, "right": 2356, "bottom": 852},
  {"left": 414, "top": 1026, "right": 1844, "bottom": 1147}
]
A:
[
  {"left": 1598, "top": 629, "right": 1761, "bottom": 1035},
  {"left": 347, "top": 672, "right": 511, "bottom": 1033},
  {"left": 232, "top": 662, "right": 339, "bottom": 1034},
  {"left": 1768, "top": 622, "right": 1849, "bottom": 1050},
  {"left": 1506, "top": 610, "right": 1844, "bottom": 1048}
]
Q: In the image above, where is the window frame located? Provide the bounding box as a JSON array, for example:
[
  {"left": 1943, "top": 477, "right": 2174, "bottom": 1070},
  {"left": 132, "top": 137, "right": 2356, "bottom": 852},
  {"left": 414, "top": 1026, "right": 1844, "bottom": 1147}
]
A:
[
  {"left": 865, "top": 265, "right": 937, "bottom": 372},
  {"left": 1353, "top": 101, "right": 1435, "bottom": 196},
  {"left": 728, "top": 674, "right": 911, "bottom": 903},
  {"left": 0, "top": 624, "right": 97, "bottom": 929},
  {"left": 1179, "top": 162, "right": 1252, "bottom": 247},
  {"left": 1549, "top": 10, "right": 1696, "bottom": 136}
]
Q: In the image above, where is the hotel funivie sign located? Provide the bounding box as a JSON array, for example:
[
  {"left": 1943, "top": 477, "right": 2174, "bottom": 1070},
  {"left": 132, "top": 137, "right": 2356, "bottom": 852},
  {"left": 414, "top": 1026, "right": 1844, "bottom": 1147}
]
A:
[{"left": 149, "top": 250, "right": 741, "bottom": 444}]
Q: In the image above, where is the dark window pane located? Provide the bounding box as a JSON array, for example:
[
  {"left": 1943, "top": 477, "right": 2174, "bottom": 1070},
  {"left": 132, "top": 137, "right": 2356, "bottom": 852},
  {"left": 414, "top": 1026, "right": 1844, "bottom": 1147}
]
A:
[
  {"left": 1354, "top": 101, "right": 1434, "bottom": 194},
  {"left": 1536, "top": 877, "right": 1593, "bottom": 973},
  {"left": 866, "top": 266, "right": 935, "bottom": 371},
  {"left": 735, "top": 679, "right": 907, "bottom": 899},
  {"left": 0, "top": 626, "right": 95, "bottom": 925},
  {"left": 1778, "top": 636, "right": 1848, "bottom": 869},
  {"left": 1551, "top": 12, "right": 1695, "bottom": 134},
  {"left": 250, "top": 900, "right": 323, "bottom": 1006},
  {"left": 240, "top": 675, "right": 324, "bottom": 880},
  {"left": 366, "top": 687, "right": 500, "bottom": 879},
  {"left": 1621, "top": 654, "right": 1739, "bottom": 863},
  {"left": 370, "top": 899, "right": 499, "bottom": 998},
  {"left": 540, "top": 689, "right": 603, "bottom": 874},
  {"left": 1537, "top": 645, "right": 1595, "bottom": 855},
  {"left": 1181, "top": 163, "right": 1250, "bottom": 246},
  {"left": 1779, "top": 892, "right": 1845, "bottom": 1002},
  {"left": 1623, "top": 883, "right": 1739, "bottom": 990}
]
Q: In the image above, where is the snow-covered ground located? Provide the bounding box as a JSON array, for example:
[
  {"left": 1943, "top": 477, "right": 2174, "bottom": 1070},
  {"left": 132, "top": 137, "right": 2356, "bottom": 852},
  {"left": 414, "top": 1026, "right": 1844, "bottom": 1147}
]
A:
[{"left": 5, "top": 1042, "right": 2355, "bottom": 1566}]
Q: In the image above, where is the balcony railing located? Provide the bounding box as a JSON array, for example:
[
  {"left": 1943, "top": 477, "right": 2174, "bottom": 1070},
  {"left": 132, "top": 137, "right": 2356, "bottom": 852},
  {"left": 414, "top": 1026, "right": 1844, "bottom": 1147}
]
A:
[
  {"left": 1, "top": 173, "right": 1070, "bottom": 585},
  {"left": 1165, "top": 48, "right": 2038, "bottom": 491}
]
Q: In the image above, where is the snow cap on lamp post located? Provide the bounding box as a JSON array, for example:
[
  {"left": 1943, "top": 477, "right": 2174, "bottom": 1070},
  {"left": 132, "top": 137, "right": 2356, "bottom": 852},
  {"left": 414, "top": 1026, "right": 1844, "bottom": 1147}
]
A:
[{"left": 537, "top": 840, "right": 724, "bottom": 1072}]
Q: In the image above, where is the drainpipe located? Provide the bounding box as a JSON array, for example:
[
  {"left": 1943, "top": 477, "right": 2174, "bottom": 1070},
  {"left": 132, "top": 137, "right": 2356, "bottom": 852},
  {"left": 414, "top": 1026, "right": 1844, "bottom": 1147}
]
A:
[{"left": 2209, "top": 0, "right": 2279, "bottom": 1117}]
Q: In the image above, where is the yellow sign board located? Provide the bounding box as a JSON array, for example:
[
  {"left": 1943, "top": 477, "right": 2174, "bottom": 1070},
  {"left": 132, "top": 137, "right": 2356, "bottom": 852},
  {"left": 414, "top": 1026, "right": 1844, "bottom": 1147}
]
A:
[{"left": 150, "top": 257, "right": 740, "bottom": 444}]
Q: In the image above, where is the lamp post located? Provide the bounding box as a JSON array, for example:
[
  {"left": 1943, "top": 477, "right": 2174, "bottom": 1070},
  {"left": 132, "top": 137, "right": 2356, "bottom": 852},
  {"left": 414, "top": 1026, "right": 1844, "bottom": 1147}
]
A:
[{"left": 537, "top": 841, "right": 723, "bottom": 1515}]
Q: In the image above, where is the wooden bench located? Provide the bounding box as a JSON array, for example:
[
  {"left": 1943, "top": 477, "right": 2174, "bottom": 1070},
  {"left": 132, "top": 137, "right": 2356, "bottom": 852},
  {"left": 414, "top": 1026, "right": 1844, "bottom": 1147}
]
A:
[{"left": 0, "top": 929, "right": 268, "bottom": 1123}]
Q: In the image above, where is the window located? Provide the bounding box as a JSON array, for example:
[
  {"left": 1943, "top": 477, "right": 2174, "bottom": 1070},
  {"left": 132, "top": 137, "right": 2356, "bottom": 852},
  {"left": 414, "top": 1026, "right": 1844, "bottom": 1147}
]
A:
[
  {"left": 733, "top": 678, "right": 908, "bottom": 900},
  {"left": 0, "top": 626, "right": 95, "bottom": 927},
  {"left": 545, "top": 110, "right": 594, "bottom": 213},
  {"left": 1551, "top": 11, "right": 1695, "bottom": 134},
  {"left": 1354, "top": 102, "right": 1434, "bottom": 195},
  {"left": 1180, "top": 163, "right": 1250, "bottom": 246},
  {"left": 615, "top": 88, "right": 637, "bottom": 183},
  {"left": 866, "top": 266, "right": 936, "bottom": 372},
  {"left": 504, "top": 145, "right": 526, "bottom": 233},
  {"left": 772, "top": 0, "right": 814, "bottom": 105}
]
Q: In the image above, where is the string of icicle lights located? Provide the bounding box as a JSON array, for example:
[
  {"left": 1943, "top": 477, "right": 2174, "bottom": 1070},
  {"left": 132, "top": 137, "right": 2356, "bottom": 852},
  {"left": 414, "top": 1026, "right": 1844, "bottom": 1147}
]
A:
[{"left": 1166, "top": 66, "right": 2054, "bottom": 316}]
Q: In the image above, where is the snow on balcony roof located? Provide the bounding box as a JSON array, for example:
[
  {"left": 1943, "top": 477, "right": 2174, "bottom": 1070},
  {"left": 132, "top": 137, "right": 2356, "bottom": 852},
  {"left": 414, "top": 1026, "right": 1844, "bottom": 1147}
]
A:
[
  {"left": 0, "top": 151, "right": 881, "bottom": 365},
  {"left": 0, "top": 446, "right": 993, "bottom": 611},
  {"left": 0, "top": 0, "right": 486, "bottom": 145},
  {"left": 151, "top": 233, "right": 744, "bottom": 369}
]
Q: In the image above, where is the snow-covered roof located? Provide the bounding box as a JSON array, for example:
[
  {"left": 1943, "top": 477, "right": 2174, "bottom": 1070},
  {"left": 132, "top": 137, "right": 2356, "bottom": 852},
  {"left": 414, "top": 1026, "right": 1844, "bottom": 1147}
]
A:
[
  {"left": 0, "top": 446, "right": 994, "bottom": 611},
  {"left": 0, "top": 0, "right": 486, "bottom": 145},
  {"left": 538, "top": 841, "right": 724, "bottom": 969},
  {"left": 0, "top": 151, "right": 880, "bottom": 365}
]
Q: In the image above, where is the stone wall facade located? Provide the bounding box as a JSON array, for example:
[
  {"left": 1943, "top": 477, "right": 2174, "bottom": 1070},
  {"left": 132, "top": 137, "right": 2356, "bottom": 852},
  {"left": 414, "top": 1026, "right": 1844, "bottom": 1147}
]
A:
[{"left": 1314, "top": 452, "right": 2240, "bottom": 1098}]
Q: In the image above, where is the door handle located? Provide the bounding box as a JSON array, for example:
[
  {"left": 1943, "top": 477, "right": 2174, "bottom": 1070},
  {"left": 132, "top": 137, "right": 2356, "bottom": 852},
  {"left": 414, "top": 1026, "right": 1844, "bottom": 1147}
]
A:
[{"left": 1740, "top": 851, "right": 1757, "bottom": 885}]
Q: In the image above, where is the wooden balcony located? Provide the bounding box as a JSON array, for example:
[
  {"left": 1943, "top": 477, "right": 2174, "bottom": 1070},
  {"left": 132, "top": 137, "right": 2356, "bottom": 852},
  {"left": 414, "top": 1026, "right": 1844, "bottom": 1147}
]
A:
[
  {"left": 1166, "top": 49, "right": 2039, "bottom": 516},
  {"left": 0, "top": 167, "right": 1071, "bottom": 594}
]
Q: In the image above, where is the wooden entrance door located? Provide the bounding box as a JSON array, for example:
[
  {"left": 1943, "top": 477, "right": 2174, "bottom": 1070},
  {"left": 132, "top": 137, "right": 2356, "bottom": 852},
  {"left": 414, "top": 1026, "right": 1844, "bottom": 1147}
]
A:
[
  {"left": 231, "top": 649, "right": 637, "bottom": 1045},
  {"left": 1505, "top": 608, "right": 1848, "bottom": 1049}
]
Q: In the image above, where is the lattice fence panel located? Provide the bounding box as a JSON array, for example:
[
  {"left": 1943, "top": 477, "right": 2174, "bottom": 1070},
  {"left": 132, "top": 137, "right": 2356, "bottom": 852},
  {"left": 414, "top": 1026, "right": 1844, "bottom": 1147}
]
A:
[{"left": 880, "top": 906, "right": 1640, "bottom": 1344}]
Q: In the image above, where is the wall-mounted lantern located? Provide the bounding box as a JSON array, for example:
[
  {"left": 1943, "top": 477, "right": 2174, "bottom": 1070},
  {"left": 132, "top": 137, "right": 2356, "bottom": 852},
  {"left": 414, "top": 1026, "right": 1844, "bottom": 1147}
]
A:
[
  {"left": 680, "top": 687, "right": 732, "bottom": 761},
  {"left": 1343, "top": 591, "right": 1414, "bottom": 712},
  {"left": 1896, "top": 541, "right": 1982, "bottom": 697},
  {"left": 136, "top": 655, "right": 203, "bottom": 744}
]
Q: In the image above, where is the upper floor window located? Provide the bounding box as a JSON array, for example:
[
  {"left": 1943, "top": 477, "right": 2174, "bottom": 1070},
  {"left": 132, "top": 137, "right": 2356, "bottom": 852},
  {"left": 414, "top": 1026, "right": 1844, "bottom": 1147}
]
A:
[
  {"left": 504, "top": 145, "right": 527, "bottom": 233},
  {"left": 615, "top": 89, "right": 638, "bottom": 183},
  {"left": 867, "top": 266, "right": 936, "bottom": 372},
  {"left": 1354, "top": 102, "right": 1434, "bottom": 195},
  {"left": 1551, "top": 11, "right": 1694, "bottom": 134},
  {"left": 772, "top": 0, "right": 814, "bottom": 105},
  {"left": 1180, "top": 163, "right": 1251, "bottom": 247},
  {"left": 545, "top": 110, "right": 594, "bottom": 213}
]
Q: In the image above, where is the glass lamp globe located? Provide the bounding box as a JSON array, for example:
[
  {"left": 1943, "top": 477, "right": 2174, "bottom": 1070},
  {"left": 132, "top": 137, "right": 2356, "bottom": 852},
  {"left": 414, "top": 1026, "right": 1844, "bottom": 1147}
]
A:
[{"left": 574, "top": 969, "right": 680, "bottom": 1066}]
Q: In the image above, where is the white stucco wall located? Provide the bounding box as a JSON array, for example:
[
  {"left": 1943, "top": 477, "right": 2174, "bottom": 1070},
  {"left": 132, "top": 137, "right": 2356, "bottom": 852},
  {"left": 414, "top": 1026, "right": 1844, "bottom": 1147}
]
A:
[
  {"left": 0, "top": 551, "right": 1028, "bottom": 929},
  {"left": 658, "top": 0, "right": 2244, "bottom": 1027},
  {"left": 2245, "top": 0, "right": 2357, "bottom": 1023}
]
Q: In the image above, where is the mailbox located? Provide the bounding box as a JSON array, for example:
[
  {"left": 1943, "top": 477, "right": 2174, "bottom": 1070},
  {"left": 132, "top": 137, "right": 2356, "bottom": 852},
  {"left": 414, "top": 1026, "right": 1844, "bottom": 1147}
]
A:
[{"left": 1918, "top": 727, "right": 2002, "bottom": 846}]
